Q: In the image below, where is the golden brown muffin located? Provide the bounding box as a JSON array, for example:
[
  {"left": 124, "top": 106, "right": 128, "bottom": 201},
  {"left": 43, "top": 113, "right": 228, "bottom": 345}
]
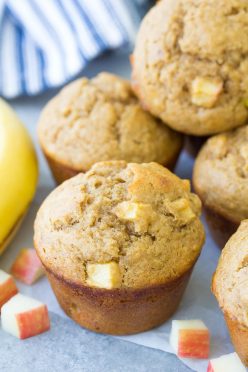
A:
[
  {"left": 132, "top": 0, "right": 248, "bottom": 136},
  {"left": 38, "top": 73, "right": 182, "bottom": 184},
  {"left": 34, "top": 161, "right": 205, "bottom": 335},
  {"left": 212, "top": 220, "right": 248, "bottom": 366},
  {"left": 193, "top": 125, "right": 248, "bottom": 247}
]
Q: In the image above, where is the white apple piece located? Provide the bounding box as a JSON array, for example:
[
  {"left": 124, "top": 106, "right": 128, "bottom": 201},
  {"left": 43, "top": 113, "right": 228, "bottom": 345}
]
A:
[
  {"left": 0, "top": 269, "right": 18, "bottom": 310},
  {"left": 1, "top": 293, "right": 50, "bottom": 339},
  {"left": 207, "top": 352, "right": 246, "bottom": 372},
  {"left": 168, "top": 198, "right": 196, "bottom": 223},
  {"left": 191, "top": 77, "right": 223, "bottom": 108},
  {"left": 114, "top": 201, "right": 153, "bottom": 232},
  {"left": 170, "top": 319, "right": 210, "bottom": 359},
  {"left": 86, "top": 262, "right": 121, "bottom": 289}
]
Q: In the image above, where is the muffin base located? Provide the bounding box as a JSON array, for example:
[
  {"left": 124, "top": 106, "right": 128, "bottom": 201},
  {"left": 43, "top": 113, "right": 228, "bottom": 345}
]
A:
[
  {"left": 224, "top": 313, "right": 248, "bottom": 367},
  {"left": 45, "top": 154, "right": 80, "bottom": 184},
  {"left": 44, "top": 265, "right": 193, "bottom": 335},
  {"left": 204, "top": 207, "right": 239, "bottom": 249},
  {"left": 44, "top": 149, "right": 182, "bottom": 185}
]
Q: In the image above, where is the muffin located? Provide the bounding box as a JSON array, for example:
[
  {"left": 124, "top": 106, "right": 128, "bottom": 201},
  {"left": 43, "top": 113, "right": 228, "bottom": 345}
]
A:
[
  {"left": 34, "top": 161, "right": 205, "bottom": 335},
  {"left": 193, "top": 125, "right": 248, "bottom": 247},
  {"left": 132, "top": 0, "right": 248, "bottom": 136},
  {"left": 212, "top": 220, "right": 248, "bottom": 366},
  {"left": 38, "top": 73, "right": 182, "bottom": 184}
]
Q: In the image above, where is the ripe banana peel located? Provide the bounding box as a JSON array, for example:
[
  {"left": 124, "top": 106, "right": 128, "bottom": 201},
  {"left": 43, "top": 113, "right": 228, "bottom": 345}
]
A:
[{"left": 0, "top": 99, "right": 38, "bottom": 255}]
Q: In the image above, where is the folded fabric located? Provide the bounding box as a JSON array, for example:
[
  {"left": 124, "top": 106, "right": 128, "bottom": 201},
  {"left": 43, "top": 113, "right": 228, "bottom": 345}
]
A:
[{"left": 0, "top": 0, "right": 151, "bottom": 98}]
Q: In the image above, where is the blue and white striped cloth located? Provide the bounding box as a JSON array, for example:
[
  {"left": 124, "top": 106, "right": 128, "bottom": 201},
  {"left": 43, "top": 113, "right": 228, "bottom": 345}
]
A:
[{"left": 0, "top": 0, "right": 151, "bottom": 98}]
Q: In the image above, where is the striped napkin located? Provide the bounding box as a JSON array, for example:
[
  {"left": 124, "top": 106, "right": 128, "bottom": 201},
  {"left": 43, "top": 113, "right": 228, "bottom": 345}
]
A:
[{"left": 0, "top": 0, "right": 151, "bottom": 98}]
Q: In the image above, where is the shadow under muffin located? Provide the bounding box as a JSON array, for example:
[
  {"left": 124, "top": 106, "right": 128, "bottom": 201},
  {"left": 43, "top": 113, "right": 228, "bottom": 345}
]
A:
[{"left": 184, "top": 135, "right": 207, "bottom": 159}]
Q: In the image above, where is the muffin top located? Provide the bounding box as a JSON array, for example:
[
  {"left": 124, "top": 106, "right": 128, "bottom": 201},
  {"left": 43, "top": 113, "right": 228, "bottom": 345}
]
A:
[
  {"left": 213, "top": 220, "right": 248, "bottom": 327},
  {"left": 38, "top": 73, "right": 182, "bottom": 171},
  {"left": 34, "top": 161, "right": 204, "bottom": 289},
  {"left": 132, "top": 0, "right": 248, "bottom": 135},
  {"left": 193, "top": 125, "right": 248, "bottom": 223}
]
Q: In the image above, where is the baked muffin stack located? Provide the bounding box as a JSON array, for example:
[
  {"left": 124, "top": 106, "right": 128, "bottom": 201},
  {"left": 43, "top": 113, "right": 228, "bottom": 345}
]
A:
[
  {"left": 36, "top": 69, "right": 204, "bottom": 335},
  {"left": 35, "top": 0, "right": 248, "bottom": 364},
  {"left": 131, "top": 0, "right": 248, "bottom": 363}
]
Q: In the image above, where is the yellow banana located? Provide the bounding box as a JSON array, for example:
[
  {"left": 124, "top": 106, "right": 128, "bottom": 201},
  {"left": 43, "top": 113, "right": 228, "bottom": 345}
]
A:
[{"left": 0, "top": 99, "right": 38, "bottom": 255}]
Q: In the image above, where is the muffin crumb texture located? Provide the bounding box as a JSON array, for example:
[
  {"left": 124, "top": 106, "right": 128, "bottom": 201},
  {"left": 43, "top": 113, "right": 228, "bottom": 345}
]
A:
[
  {"left": 34, "top": 161, "right": 204, "bottom": 289},
  {"left": 38, "top": 73, "right": 182, "bottom": 171},
  {"left": 193, "top": 125, "right": 248, "bottom": 223},
  {"left": 213, "top": 220, "right": 248, "bottom": 327},
  {"left": 132, "top": 0, "right": 248, "bottom": 135}
]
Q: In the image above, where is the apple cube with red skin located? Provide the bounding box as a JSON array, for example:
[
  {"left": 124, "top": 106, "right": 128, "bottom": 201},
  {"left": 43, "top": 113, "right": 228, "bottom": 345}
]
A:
[
  {"left": 170, "top": 319, "right": 210, "bottom": 359},
  {"left": 0, "top": 270, "right": 18, "bottom": 310},
  {"left": 11, "top": 249, "right": 44, "bottom": 285},
  {"left": 207, "top": 352, "right": 246, "bottom": 372},
  {"left": 1, "top": 293, "right": 50, "bottom": 339}
]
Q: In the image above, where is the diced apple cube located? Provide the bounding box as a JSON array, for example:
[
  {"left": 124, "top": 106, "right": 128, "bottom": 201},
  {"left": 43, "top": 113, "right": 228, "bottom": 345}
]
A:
[
  {"left": 115, "top": 201, "right": 145, "bottom": 220},
  {"left": 0, "top": 270, "right": 18, "bottom": 310},
  {"left": 170, "top": 319, "right": 210, "bottom": 359},
  {"left": 114, "top": 201, "right": 153, "bottom": 232},
  {"left": 207, "top": 352, "right": 246, "bottom": 372},
  {"left": 86, "top": 262, "right": 121, "bottom": 289},
  {"left": 11, "top": 249, "right": 44, "bottom": 285},
  {"left": 191, "top": 77, "right": 223, "bottom": 108},
  {"left": 1, "top": 293, "right": 50, "bottom": 339},
  {"left": 170, "top": 198, "right": 195, "bottom": 222}
]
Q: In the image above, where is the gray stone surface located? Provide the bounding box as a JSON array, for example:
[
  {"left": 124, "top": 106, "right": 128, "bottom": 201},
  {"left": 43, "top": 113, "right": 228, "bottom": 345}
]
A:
[{"left": 0, "top": 312, "right": 191, "bottom": 372}]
